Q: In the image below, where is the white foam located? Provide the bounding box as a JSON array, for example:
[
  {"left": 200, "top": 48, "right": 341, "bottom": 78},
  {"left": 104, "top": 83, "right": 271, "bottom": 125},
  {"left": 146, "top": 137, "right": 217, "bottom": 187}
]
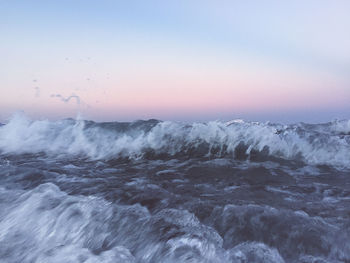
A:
[
  {"left": 0, "top": 183, "right": 229, "bottom": 262},
  {"left": 0, "top": 113, "right": 349, "bottom": 167},
  {"left": 331, "top": 119, "right": 350, "bottom": 134},
  {"left": 228, "top": 242, "right": 285, "bottom": 263}
]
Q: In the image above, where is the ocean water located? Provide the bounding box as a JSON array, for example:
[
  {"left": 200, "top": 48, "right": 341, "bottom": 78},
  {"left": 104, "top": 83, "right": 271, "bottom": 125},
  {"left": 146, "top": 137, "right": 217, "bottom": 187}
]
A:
[{"left": 0, "top": 114, "right": 349, "bottom": 262}]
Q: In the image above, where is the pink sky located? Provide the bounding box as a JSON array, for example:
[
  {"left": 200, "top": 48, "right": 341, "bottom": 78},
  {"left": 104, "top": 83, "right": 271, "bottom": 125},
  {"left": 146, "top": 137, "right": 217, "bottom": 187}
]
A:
[{"left": 1, "top": 1, "right": 349, "bottom": 122}]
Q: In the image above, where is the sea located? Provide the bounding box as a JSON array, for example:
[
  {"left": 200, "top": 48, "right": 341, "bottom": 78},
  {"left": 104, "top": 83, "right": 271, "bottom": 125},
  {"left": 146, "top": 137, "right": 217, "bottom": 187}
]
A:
[{"left": 0, "top": 113, "right": 349, "bottom": 262}]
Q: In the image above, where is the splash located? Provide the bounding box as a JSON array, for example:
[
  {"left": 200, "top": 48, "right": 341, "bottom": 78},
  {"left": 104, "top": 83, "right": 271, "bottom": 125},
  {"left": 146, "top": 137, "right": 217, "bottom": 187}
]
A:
[
  {"left": 50, "top": 94, "right": 81, "bottom": 104},
  {"left": 0, "top": 113, "right": 349, "bottom": 167}
]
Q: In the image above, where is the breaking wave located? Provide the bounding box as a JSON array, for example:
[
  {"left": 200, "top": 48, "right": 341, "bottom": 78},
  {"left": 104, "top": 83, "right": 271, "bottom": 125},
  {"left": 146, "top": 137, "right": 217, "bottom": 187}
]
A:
[{"left": 0, "top": 113, "right": 349, "bottom": 167}]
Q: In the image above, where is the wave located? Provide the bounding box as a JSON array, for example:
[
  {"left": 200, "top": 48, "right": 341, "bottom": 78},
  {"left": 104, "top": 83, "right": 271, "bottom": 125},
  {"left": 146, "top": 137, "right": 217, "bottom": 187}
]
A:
[
  {"left": 0, "top": 113, "right": 349, "bottom": 167},
  {"left": 0, "top": 183, "right": 287, "bottom": 262}
]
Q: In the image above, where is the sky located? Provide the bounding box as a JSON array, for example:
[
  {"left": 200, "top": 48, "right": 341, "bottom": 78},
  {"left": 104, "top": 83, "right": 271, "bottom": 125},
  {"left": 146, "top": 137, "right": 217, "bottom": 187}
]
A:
[{"left": 1, "top": 0, "right": 350, "bottom": 123}]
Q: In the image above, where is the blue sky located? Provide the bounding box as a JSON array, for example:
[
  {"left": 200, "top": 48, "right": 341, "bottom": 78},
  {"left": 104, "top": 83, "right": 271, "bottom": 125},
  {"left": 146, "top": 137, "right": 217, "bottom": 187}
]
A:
[{"left": 1, "top": 0, "right": 349, "bottom": 122}]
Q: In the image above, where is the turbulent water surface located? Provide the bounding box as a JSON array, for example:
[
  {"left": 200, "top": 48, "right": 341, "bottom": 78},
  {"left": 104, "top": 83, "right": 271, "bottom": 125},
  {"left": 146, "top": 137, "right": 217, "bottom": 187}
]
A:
[{"left": 0, "top": 114, "right": 349, "bottom": 262}]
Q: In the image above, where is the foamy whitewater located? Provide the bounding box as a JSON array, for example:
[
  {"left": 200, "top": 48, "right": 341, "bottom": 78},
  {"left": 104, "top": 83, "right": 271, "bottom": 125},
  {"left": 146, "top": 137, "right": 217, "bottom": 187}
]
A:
[{"left": 0, "top": 113, "right": 349, "bottom": 262}]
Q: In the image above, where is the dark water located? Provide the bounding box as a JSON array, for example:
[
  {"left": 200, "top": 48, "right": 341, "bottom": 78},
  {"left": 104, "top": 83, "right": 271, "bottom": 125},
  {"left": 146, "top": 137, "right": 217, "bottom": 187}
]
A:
[{"left": 0, "top": 114, "right": 349, "bottom": 262}]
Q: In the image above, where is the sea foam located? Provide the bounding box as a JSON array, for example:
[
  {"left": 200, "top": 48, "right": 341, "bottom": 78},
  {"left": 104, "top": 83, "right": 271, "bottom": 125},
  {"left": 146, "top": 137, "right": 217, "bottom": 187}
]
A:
[{"left": 0, "top": 113, "right": 349, "bottom": 167}]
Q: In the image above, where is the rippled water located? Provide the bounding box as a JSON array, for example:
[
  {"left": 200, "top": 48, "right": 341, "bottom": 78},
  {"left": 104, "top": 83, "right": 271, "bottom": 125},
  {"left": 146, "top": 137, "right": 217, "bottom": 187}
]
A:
[{"left": 0, "top": 114, "right": 349, "bottom": 262}]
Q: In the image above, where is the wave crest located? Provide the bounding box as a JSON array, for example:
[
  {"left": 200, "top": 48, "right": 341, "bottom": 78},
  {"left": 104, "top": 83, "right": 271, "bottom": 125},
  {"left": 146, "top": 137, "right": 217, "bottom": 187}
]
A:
[{"left": 0, "top": 113, "right": 349, "bottom": 167}]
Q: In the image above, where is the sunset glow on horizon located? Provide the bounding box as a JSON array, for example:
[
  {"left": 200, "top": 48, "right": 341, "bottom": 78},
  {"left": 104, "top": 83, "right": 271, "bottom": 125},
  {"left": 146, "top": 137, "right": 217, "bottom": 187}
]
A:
[{"left": 1, "top": 0, "right": 350, "bottom": 123}]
